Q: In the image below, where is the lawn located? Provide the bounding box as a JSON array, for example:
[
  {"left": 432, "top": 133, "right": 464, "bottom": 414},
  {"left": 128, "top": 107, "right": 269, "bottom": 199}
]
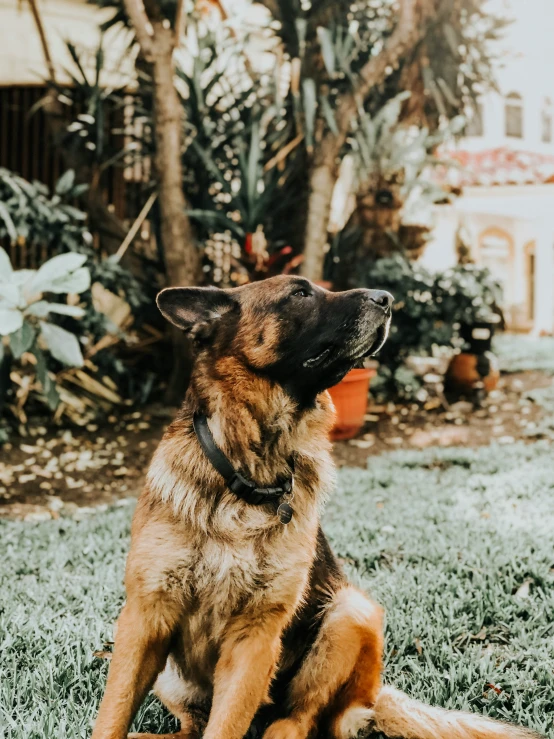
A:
[
  {"left": 493, "top": 334, "right": 554, "bottom": 375},
  {"left": 1, "top": 442, "right": 554, "bottom": 738}
]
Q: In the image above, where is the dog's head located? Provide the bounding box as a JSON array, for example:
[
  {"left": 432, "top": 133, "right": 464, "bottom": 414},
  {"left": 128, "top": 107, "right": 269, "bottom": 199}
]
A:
[{"left": 157, "top": 276, "right": 392, "bottom": 404}]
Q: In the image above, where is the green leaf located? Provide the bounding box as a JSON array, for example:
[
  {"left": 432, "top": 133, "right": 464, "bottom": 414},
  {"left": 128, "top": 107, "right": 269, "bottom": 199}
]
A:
[
  {"left": 12, "top": 269, "right": 36, "bottom": 287},
  {"left": 187, "top": 209, "right": 245, "bottom": 239},
  {"left": 0, "top": 308, "right": 23, "bottom": 335},
  {"left": 55, "top": 169, "right": 76, "bottom": 195},
  {"left": 0, "top": 247, "right": 13, "bottom": 282},
  {"left": 247, "top": 120, "right": 261, "bottom": 212},
  {"left": 44, "top": 303, "right": 85, "bottom": 318},
  {"left": 320, "top": 94, "right": 339, "bottom": 135},
  {"left": 25, "top": 300, "right": 85, "bottom": 318},
  {"left": 302, "top": 78, "right": 317, "bottom": 149},
  {"left": 295, "top": 19, "right": 307, "bottom": 53},
  {"left": 0, "top": 202, "right": 17, "bottom": 243},
  {"left": 34, "top": 347, "right": 60, "bottom": 410},
  {"left": 23, "top": 300, "right": 51, "bottom": 318},
  {"left": 65, "top": 42, "right": 90, "bottom": 86},
  {"left": 71, "top": 183, "right": 89, "bottom": 198},
  {"left": 443, "top": 23, "right": 460, "bottom": 58},
  {"left": 40, "top": 321, "right": 84, "bottom": 367},
  {"left": 317, "top": 27, "right": 336, "bottom": 77},
  {"left": 9, "top": 322, "right": 36, "bottom": 359},
  {"left": 59, "top": 204, "right": 87, "bottom": 221},
  {"left": 0, "top": 283, "right": 20, "bottom": 307},
  {"left": 47, "top": 267, "right": 91, "bottom": 295},
  {"left": 28, "top": 253, "right": 89, "bottom": 296}
]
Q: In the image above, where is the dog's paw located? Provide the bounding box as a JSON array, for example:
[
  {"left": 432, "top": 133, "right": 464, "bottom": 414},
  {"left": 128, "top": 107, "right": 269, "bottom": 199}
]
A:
[{"left": 263, "top": 718, "right": 306, "bottom": 739}]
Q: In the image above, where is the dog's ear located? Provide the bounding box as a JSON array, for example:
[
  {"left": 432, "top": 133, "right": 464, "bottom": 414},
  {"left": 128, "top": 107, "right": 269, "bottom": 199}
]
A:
[{"left": 156, "top": 287, "right": 236, "bottom": 339}]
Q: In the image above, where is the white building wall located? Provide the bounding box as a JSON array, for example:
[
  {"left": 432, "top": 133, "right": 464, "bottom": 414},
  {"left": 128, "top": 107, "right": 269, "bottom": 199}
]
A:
[
  {"left": 462, "top": 0, "right": 554, "bottom": 157},
  {"left": 427, "top": 186, "right": 554, "bottom": 333},
  {"left": 425, "top": 0, "right": 554, "bottom": 334}
]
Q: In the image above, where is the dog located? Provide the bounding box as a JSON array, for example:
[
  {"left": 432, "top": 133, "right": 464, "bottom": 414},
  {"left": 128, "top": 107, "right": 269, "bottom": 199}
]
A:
[{"left": 92, "top": 276, "right": 536, "bottom": 739}]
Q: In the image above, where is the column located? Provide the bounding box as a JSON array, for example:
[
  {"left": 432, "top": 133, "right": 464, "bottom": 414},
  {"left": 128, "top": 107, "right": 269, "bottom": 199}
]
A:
[{"left": 533, "top": 216, "right": 554, "bottom": 335}]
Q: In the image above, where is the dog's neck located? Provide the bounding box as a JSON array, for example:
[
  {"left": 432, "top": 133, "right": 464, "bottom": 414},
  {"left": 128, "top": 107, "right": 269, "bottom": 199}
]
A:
[{"left": 188, "top": 356, "right": 335, "bottom": 487}]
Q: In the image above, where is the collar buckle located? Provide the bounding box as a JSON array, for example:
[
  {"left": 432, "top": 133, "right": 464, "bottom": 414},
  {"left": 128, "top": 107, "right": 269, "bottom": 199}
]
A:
[{"left": 228, "top": 472, "right": 257, "bottom": 500}]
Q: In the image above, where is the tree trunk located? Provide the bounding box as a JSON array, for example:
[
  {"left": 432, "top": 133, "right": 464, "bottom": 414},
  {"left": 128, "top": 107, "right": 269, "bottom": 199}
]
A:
[
  {"left": 300, "top": 136, "right": 339, "bottom": 282},
  {"left": 150, "top": 29, "right": 200, "bottom": 405},
  {"left": 151, "top": 34, "right": 199, "bottom": 287},
  {"left": 299, "top": 0, "right": 432, "bottom": 284}
]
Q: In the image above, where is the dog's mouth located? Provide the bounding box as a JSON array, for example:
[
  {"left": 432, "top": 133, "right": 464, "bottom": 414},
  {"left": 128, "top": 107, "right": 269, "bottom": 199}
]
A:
[
  {"left": 303, "top": 345, "right": 333, "bottom": 369},
  {"left": 303, "top": 320, "right": 390, "bottom": 370},
  {"left": 361, "top": 321, "right": 390, "bottom": 358}
]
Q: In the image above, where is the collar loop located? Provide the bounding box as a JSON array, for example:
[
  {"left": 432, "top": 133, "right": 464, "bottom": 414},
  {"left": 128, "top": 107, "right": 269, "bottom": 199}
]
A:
[{"left": 193, "top": 412, "right": 294, "bottom": 521}]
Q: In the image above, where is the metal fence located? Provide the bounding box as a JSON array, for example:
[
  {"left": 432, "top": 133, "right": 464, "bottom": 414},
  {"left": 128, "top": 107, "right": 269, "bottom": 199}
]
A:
[{"left": 0, "top": 84, "right": 151, "bottom": 269}]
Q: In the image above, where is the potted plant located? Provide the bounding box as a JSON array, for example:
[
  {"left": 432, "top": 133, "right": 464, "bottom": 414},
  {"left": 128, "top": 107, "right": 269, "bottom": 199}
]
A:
[
  {"left": 446, "top": 313, "right": 501, "bottom": 393},
  {"left": 438, "top": 266, "right": 503, "bottom": 394},
  {"left": 328, "top": 360, "right": 378, "bottom": 440}
]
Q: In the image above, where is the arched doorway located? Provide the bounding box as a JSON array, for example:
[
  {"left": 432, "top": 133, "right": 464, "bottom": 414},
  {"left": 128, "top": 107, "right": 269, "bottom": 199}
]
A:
[{"left": 478, "top": 227, "right": 514, "bottom": 323}]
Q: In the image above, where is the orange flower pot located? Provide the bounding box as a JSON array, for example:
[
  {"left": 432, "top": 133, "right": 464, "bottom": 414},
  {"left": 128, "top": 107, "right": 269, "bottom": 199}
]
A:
[
  {"left": 446, "top": 352, "right": 499, "bottom": 393},
  {"left": 328, "top": 366, "right": 377, "bottom": 441}
]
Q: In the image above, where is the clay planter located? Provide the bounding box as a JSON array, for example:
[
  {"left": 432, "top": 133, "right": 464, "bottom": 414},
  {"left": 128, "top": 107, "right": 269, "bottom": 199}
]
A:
[
  {"left": 446, "top": 315, "right": 501, "bottom": 394},
  {"left": 446, "top": 352, "right": 499, "bottom": 393},
  {"left": 328, "top": 364, "right": 377, "bottom": 441}
]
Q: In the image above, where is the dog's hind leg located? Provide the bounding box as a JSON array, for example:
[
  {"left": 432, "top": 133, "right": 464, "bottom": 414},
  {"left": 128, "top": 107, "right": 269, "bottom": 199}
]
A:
[{"left": 263, "top": 587, "right": 383, "bottom": 739}]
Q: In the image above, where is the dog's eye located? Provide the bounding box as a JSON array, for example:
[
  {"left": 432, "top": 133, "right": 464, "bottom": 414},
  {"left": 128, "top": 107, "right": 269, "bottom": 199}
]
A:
[{"left": 292, "top": 288, "right": 311, "bottom": 298}]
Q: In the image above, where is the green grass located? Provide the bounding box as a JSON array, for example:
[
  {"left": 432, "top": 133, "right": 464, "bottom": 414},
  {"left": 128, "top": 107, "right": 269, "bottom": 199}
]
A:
[
  {"left": 493, "top": 334, "right": 554, "bottom": 374},
  {"left": 2, "top": 443, "right": 554, "bottom": 738}
]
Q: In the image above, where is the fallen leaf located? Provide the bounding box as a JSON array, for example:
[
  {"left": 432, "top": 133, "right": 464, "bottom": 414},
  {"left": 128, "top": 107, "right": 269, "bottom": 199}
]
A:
[{"left": 514, "top": 579, "right": 533, "bottom": 600}]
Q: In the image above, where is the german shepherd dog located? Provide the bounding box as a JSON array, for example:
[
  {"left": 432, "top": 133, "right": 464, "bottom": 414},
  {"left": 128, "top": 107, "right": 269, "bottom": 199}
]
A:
[{"left": 92, "top": 276, "right": 535, "bottom": 739}]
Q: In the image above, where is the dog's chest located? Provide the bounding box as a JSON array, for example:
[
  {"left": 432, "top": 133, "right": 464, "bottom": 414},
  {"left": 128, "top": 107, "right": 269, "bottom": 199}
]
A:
[{"left": 169, "top": 524, "right": 314, "bottom": 684}]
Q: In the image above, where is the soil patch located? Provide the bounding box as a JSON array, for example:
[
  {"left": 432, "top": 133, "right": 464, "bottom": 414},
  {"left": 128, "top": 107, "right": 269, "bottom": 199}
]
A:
[{"left": 1, "top": 371, "right": 551, "bottom": 519}]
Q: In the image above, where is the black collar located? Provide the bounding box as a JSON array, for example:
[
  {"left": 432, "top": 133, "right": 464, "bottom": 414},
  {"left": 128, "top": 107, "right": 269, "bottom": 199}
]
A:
[{"left": 193, "top": 413, "right": 295, "bottom": 524}]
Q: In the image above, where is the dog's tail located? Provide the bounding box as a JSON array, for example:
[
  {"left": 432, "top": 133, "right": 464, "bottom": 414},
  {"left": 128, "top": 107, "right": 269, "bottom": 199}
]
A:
[{"left": 338, "top": 686, "right": 539, "bottom": 739}]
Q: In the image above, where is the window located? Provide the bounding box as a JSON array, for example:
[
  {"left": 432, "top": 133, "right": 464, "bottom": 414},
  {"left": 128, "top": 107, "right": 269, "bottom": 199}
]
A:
[
  {"left": 505, "top": 92, "right": 523, "bottom": 138},
  {"left": 542, "top": 97, "right": 552, "bottom": 143},
  {"left": 466, "top": 103, "right": 484, "bottom": 137}
]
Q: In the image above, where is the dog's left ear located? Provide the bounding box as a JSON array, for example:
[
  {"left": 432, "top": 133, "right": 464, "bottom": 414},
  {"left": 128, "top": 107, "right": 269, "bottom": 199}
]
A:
[{"left": 156, "top": 287, "right": 236, "bottom": 340}]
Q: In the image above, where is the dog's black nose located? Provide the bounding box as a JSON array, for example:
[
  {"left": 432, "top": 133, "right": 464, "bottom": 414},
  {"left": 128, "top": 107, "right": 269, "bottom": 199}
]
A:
[{"left": 368, "top": 290, "right": 394, "bottom": 313}]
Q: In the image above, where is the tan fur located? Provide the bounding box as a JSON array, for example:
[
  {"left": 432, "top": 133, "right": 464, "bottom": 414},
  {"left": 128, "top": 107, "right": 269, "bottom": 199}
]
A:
[
  {"left": 265, "top": 587, "right": 383, "bottom": 739},
  {"left": 369, "top": 687, "right": 537, "bottom": 739},
  {"left": 91, "top": 277, "right": 538, "bottom": 739}
]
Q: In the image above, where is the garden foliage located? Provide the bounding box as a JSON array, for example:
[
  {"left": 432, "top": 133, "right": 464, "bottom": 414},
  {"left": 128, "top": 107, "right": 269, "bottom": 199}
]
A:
[
  {"left": 0, "top": 249, "right": 91, "bottom": 410},
  {"left": 363, "top": 255, "right": 502, "bottom": 397},
  {"left": 0, "top": 169, "right": 153, "bottom": 432}
]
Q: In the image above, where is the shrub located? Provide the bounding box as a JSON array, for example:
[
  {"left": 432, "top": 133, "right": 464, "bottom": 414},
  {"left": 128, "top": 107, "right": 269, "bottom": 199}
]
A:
[
  {"left": 361, "top": 255, "right": 502, "bottom": 398},
  {"left": 0, "top": 250, "right": 91, "bottom": 410},
  {"left": 0, "top": 169, "right": 156, "bottom": 434}
]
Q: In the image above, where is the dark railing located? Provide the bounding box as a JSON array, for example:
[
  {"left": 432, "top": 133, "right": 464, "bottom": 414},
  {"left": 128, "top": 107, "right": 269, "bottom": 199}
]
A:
[{"left": 0, "top": 85, "right": 152, "bottom": 269}]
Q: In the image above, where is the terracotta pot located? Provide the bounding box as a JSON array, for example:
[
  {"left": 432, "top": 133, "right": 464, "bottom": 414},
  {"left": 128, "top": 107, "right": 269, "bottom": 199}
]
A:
[
  {"left": 446, "top": 352, "right": 499, "bottom": 393},
  {"left": 328, "top": 366, "right": 377, "bottom": 441}
]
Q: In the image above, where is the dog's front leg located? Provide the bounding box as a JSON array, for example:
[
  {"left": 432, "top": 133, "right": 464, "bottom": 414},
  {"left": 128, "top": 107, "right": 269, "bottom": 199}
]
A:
[
  {"left": 92, "top": 602, "right": 175, "bottom": 739},
  {"left": 203, "top": 615, "right": 286, "bottom": 739}
]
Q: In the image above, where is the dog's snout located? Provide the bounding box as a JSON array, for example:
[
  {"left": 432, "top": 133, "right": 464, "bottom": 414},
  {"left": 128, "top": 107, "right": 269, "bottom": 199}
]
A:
[{"left": 368, "top": 290, "right": 394, "bottom": 313}]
